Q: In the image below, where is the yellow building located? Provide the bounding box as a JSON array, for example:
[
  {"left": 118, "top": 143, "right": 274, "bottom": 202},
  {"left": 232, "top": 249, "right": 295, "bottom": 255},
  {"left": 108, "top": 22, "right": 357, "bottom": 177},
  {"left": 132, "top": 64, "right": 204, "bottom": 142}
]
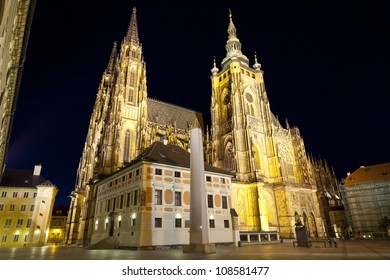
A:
[
  {"left": 0, "top": 0, "right": 36, "bottom": 181},
  {"left": 0, "top": 165, "right": 58, "bottom": 246},
  {"left": 66, "top": 8, "right": 327, "bottom": 245},
  {"left": 47, "top": 205, "right": 69, "bottom": 244},
  {"left": 340, "top": 163, "right": 390, "bottom": 238}
]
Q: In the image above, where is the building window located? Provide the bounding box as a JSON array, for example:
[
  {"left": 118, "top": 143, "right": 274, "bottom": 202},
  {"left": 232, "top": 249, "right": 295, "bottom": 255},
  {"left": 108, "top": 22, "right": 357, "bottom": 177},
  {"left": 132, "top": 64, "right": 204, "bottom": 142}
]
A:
[
  {"left": 154, "top": 218, "right": 162, "bottom": 228},
  {"left": 132, "top": 218, "right": 136, "bottom": 227},
  {"left": 175, "top": 218, "right": 182, "bottom": 228},
  {"left": 4, "top": 219, "right": 11, "bottom": 228},
  {"left": 120, "top": 195, "right": 124, "bottom": 209},
  {"left": 33, "top": 193, "right": 37, "bottom": 198},
  {"left": 13, "top": 235, "right": 19, "bottom": 242},
  {"left": 20, "top": 204, "right": 26, "bottom": 211},
  {"left": 134, "top": 190, "right": 138, "bottom": 205},
  {"left": 1, "top": 235, "right": 7, "bottom": 242},
  {"left": 9, "top": 204, "right": 15, "bottom": 211},
  {"left": 126, "top": 192, "right": 131, "bottom": 208},
  {"left": 222, "top": 196, "right": 228, "bottom": 209},
  {"left": 174, "top": 191, "right": 181, "bottom": 206},
  {"left": 26, "top": 219, "right": 32, "bottom": 228},
  {"left": 129, "top": 172, "right": 132, "bottom": 179},
  {"left": 220, "top": 178, "right": 225, "bottom": 184},
  {"left": 154, "top": 190, "right": 162, "bottom": 205},
  {"left": 118, "top": 221, "right": 122, "bottom": 228},
  {"left": 155, "top": 168, "right": 162, "bottom": 175},
  {"left": 174, "top": 171, "right": 181, "bottom": 178},
  {"left": 30, "top": 205, "right": 35, "bottom": 212},
  {"left": 24, "top": 235, "right": 29, "bottom": 242},
  {"left": 136, "top": 169, "right": 140, "bottom": 176},
  {"left": 1, "top": 191, "right": 6, "bottom": 197},
  {"left": 185, "top": 220, "right": 190, "bottom": 228},
  {"left": 113, "top": 197, "right": 116, "bottom": 211},
  {"left": 12, "top": 192, "right": 18, "bottom": 198},
  {"left": 224, "top": 220, "right": 230, "bottom": 228},
  {"left": 124, "top": 130, "right": 130, "bottom": 163},
  {"left": 207, "top": 195, "right": 213, "bottom": 208},
  {"left": 209, "top": 219, "right": 215, "bottom": 228},
  {"left": 206, "top": 176, "right": 212, "bottom": 182},
  {"left": 23, "top": 192, "right": 29, "bottom": 198},
  {"left": 107, "top": 199, "right": 111, "bottom": 212},
  {"left": 16, "top": 219, "right": 23, "bottom": 228},
  {"left": 0, "top": 204, "right": 3, "bottom": 211}
]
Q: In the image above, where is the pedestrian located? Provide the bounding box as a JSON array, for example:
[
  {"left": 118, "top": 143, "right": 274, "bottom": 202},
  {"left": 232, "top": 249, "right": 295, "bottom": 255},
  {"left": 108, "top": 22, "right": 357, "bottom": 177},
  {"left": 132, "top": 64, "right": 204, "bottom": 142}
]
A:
[{"left": 331, "top": 237, "right": 338, "bottom": 248}]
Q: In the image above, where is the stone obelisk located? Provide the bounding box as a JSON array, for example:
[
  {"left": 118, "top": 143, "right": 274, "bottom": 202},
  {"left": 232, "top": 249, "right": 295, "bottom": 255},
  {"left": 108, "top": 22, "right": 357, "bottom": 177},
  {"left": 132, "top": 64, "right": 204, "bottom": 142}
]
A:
[{"left": 183, "top": 124, "right": 216, "bottom": 254}]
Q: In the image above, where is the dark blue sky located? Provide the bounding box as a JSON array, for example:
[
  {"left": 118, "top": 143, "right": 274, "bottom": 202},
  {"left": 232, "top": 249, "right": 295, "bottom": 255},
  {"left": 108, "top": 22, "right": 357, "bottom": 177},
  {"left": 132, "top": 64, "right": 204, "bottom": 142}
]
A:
[{"left": 6, "top": 0, "right": 390, "bottom": 205}]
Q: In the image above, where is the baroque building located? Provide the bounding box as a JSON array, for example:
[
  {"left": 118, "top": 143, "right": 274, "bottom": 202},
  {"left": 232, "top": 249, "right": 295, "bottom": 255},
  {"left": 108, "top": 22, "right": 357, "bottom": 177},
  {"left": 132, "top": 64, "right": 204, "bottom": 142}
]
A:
[{"left": 66, "top": 8, "right": 327, "bottom": 245}]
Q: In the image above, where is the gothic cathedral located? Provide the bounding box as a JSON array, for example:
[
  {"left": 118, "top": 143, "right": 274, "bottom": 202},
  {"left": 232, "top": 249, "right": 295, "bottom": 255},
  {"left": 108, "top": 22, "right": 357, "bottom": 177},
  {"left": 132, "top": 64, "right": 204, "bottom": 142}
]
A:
[{"left": 65, "top": 8, "right": 324, "bottom": 245}]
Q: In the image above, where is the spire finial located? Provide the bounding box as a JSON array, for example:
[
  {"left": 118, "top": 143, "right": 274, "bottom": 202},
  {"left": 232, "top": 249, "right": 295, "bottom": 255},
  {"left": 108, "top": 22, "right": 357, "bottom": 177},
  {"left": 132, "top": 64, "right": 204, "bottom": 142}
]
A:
[
  {"left": 253, "top": 51, "right": 261, "bottom": 70},
  {"left": 126, "top": 6, "right": 139, "bottom": 44},
  {"left": 211, "top": 56, "right": 219, "bottom": 75},
  {"left": 229, "top": 8, "right": 232, "bottom": 19},
  {"left": 107, "top": 41, "right": 117, "bottom": 73}
]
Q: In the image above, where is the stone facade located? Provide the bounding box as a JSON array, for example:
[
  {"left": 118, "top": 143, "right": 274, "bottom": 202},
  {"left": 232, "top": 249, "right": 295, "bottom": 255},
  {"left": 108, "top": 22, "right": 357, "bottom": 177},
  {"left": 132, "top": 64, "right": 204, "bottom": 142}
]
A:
[
  {"left": 66, "top": 8, "right": 331, "bottom": 245},
  {"left": 0, "top": 0, "right": 35, "bottom": 182}
]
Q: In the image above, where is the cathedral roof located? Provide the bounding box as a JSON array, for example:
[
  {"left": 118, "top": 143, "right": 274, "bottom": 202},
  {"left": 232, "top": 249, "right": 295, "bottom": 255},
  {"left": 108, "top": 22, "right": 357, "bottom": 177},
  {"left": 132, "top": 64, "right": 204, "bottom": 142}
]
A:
[
  {"left": 147, "top": 98, "right": 204, "bottom": 130},
  {"left": 344, "top": 163, "right": 390, "bottom": 186},
  {"left": 136, "top": 141, "right": 233, "bottom": 176},
  {"left": 0, "top": 169, "right": 47, "bottom": 188}
]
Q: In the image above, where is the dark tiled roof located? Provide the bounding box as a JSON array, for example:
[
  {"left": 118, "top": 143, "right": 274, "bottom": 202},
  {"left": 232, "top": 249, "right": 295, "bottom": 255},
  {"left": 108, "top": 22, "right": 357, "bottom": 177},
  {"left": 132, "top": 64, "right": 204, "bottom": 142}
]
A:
[
  {"left": 147, "top": 98, "right": 204, "bottom": 130},
  {"left": 344, "top": 163, "right": 390, "bottom": 186},
  {"left": 52, "top": 205, "right": 69, "bottom": 216},
  {"left": 138, "top": 141, "right": 233, "bottom": 176},
  {"left": 0, "top": 169, "right": 47, "bottom": 188}
]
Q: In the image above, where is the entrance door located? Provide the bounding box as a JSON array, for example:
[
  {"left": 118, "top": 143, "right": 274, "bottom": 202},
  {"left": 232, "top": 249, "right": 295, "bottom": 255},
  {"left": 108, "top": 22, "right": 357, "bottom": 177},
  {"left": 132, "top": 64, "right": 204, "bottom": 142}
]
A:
[{"left": 109, "top": 220, "right": 114, "bottom": 236}]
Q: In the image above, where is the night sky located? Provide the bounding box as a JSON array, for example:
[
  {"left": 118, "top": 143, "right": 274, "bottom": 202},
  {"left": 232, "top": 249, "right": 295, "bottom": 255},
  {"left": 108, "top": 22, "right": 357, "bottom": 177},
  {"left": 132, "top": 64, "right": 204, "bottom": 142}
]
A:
[{"left": 5, "top": 0, "right": 390, "bottom": 206}]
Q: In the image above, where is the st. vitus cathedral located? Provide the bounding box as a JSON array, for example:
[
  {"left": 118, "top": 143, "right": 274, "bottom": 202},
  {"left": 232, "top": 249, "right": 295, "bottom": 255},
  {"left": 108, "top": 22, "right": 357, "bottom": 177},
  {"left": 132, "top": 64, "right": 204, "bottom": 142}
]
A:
[{"left": 65, "top": 8, "right": 336, "bottom": 245}]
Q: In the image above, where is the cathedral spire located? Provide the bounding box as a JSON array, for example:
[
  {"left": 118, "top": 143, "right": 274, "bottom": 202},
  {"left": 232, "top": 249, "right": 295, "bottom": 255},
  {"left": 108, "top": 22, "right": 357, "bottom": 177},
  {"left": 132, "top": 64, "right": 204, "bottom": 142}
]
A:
[
  {"left": 126, "top": 7, "right": 139, "bottom": 44},
  {"left": 106, "top": 42, "right": 117, "bottom": 73},
  {"left": 221, "top": 9, "right": 248, "bottom": 69},
  {"left": 225, "top": 9, "right": 243, "bottom": 58}
]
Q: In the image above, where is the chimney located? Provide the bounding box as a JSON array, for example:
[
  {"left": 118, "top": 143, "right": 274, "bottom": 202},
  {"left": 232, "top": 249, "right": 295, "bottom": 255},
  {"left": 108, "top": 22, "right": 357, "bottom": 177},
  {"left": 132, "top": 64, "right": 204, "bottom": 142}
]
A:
[{"left": 33, "top": 164, "right": 42, "bottom": 176}]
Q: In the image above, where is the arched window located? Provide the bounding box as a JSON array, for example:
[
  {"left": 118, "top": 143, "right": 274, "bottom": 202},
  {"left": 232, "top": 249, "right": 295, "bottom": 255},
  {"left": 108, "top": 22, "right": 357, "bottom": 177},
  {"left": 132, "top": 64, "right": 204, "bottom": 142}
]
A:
[
  {"left": 129, "top": 69, "right": 136, "bottom": 86},
  {"left": 123, "top": 130, "right": 130, "bottom": 163}
]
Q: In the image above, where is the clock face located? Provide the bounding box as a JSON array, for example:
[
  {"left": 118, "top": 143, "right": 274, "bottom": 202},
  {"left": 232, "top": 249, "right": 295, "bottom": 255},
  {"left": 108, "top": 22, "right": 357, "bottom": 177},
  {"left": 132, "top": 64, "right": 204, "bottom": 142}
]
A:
[{"left": 246, "top": 92, "right": 253, "bottom": 103}]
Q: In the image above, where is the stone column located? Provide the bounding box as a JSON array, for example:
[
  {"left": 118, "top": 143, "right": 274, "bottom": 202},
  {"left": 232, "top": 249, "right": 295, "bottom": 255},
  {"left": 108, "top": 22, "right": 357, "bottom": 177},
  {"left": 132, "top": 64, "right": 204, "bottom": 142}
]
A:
[{"left": 183, "top": 127, "right": 216, "bottom": 254}]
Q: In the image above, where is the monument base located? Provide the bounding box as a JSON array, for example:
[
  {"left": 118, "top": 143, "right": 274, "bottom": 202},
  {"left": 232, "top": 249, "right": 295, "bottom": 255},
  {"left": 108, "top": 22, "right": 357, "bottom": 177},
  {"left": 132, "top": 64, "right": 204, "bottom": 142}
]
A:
[{"left": 182, "top": 243, "right": 216, "bottom": 254}]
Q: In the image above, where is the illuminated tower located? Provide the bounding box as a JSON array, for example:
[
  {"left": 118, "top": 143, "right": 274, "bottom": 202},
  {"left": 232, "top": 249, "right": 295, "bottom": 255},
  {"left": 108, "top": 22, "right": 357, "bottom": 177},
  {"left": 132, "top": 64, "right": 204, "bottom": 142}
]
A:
[
  {"left": 211, "top": 11, "right": 324, "bottom": 238},
  {"left": 65, "top": 8, "right": 147, "bottom": 245}
]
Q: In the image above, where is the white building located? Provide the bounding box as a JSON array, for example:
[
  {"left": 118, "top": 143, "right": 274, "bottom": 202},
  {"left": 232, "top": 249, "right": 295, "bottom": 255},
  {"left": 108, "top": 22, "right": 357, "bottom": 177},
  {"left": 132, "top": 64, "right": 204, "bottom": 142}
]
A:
[{"left": 90, "top": 141, "right": 237, "bottom": 249}]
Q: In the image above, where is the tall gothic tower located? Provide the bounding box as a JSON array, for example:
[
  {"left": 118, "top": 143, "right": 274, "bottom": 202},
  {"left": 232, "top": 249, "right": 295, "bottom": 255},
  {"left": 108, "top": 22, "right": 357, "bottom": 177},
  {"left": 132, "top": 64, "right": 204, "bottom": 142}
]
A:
[
  {"left": 65, "top": 8, "right": 148, "bottom": 245},
  {"left": 211, "top": 12, "right": 324, "bottom": 237}
]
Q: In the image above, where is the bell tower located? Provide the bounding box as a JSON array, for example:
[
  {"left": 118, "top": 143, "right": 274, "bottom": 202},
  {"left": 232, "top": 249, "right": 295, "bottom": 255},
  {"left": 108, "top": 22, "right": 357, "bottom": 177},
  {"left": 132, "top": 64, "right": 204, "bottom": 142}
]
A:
[{"left": 210, "top": 11, "right": 279, "bottom": 183}]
